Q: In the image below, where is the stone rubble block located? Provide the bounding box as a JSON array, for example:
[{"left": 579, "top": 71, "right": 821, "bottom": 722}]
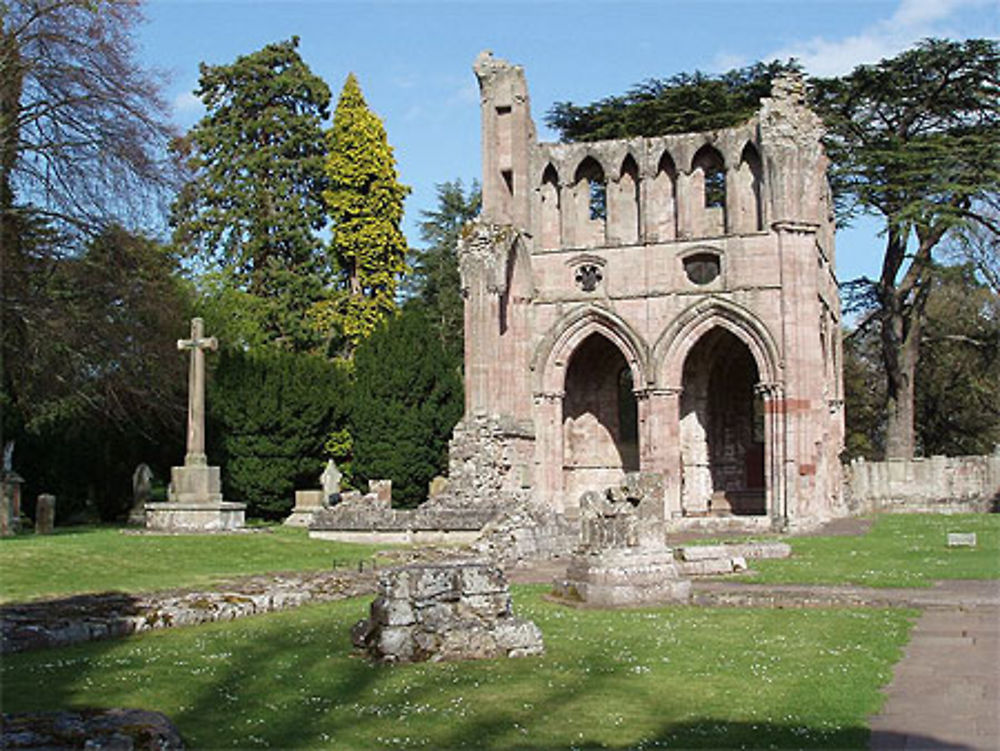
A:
[
  {"left": 458, "top": 564, "right": 506, "bottom": 595},
  {"left": 371, "top": 597, "right": 416, "bottom": 627},
  {"left": 352, "top": 561, "right": 544, "bottom": 663},
  {"left": 676, "top": 545, "right": 729, "bottom": 562},
  {"left": 674, "top": 558, "right": 736, "bottom": 577},
  {"left": 2, "top": 709, "right": 185, "bottom": 750},
  {"left": 725, "top": 542, "right": 792, "bottom": 560}
]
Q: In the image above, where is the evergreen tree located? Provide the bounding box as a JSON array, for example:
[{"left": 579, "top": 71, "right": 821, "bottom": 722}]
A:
[
  {"left": 812, "top": 38, "right": 1000, "bottom": 458},
  {"left": 545, "top": 60, "right": 800, "bottom": 141},
  {"left": 208, "top": 348, "right": 351, "bottom": 519},
  {"left": 171, "top": 38, "right": 332, "bottom": 351},
  {"left": 408, "top": 179, "right": 481, "bottom": 361},
  {"left": 315, "top": 73, "right": 410, "bottom": 348},
  {"left": 350, "top": 305, "right": 463, "bottom": 507}
]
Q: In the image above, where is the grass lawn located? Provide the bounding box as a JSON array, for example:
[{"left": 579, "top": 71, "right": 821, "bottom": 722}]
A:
[
  {"left": 745, "top": 513, "right": 1000, "bottom": 588},
  {"left": 0, "top": 526, "right": 389, "bottom": 603},
  {"left": 1, "top": 585, "right": 914, "bottom": 750}
]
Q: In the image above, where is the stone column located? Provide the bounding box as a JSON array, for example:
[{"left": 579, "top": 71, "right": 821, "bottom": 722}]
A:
[
  {"left": 642, "top": 388, "right": 683, "bottom": 518},
  {"left": 177, "top": 318, "right": 218, "bottom": 467},
  {"left": 533, "top": 391, "right": 565, "bottom": 513},
  {"left": 757, "top": 381, "right": 787, "bottom": 525}
]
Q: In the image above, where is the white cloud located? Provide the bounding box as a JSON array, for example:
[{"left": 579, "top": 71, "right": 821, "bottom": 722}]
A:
[
  {"left": 172, "top": 90, "right": 204, "bottom": 115},
  {"left": 708, "top": 51, "right": 750, "bottom": 74},
  {"left": 770, "top": 0, "right": 993, "bottom": 76}
]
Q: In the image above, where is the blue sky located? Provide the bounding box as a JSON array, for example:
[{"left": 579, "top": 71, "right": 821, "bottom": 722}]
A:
[{"left": 138, "top": 0, "right": 998, "bottom": 284}]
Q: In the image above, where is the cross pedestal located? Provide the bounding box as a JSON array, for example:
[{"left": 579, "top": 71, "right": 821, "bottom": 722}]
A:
[{"left": 146, "top": 318, "right": 245, "bottom": 532}]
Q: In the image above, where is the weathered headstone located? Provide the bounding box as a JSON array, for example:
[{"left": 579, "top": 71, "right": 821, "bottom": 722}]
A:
[
  {"left": 35, "top": 494, "right": 55, "bottom": 535},
  {"left": 321, "top": 460, "right": 342, "bottom": 504},
  {"left": 145, "top": 318, "right": 245, "bottom": 531},
  {"left": 128, "top": 463, "right": 153, "bottom": 525}
]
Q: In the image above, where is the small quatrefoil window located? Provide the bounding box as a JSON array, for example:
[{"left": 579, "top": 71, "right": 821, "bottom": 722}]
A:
[
  {"left": 684, "top": 253, "right": 721, "bottom": 285},
  {"left": 575, "top": 264, "right": 603, "bottom": 292}
]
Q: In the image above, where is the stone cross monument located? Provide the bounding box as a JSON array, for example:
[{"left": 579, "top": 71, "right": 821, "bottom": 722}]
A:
[
  {"left": 178, "top": 318, "right": 217, "bottom": 467},
  {"left": 145, "top": 318, "right": 245, "bottom": 531}
]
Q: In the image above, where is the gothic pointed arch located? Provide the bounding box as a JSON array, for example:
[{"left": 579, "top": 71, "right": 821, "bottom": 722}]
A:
[
  {"left": 691, "top": 144, "right": 727, "bottom": 236},
  {"left": 539, "top": 162, "right": 561, "bottom": 249},
  {"left": 532, "top": 304, "right": 650, "bottom": 395},
  {"left": 652, "top": 298, "right": 780, "bottom": 388},
  {"left": 737, "top": 142, "right": 764, "bottom": 232},
  {"left": 610, "top": 153, "right": 640, "bottom": 245}
]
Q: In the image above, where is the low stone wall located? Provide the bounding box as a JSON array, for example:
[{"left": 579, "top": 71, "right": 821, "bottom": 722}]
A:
[
  {"left": 351, "top": 561, "right": 544, "bottom": 663},
  {"left": 309, "top": 493, "right": 497, "bottom": 543},
  {"left": 1, "top": 569, "right": 375, "bottom": 654},
  {"left": 2, "top": 709, "right": 184, "bottom": 750},
  {"left": 844, "top": 454, "right": 1000, "bottom": 514}
]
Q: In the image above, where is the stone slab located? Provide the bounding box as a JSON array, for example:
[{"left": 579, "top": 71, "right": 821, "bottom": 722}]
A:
[{"left": 946, "top": 532, "right": 977, "bottom": 547}]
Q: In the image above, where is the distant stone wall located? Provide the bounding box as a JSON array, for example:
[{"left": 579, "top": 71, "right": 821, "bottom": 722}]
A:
[{"left": 844, "top": 454, "right": 1000, "bottom": 514}]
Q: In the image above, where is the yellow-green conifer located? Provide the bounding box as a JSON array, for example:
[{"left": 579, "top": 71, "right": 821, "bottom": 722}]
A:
[{"left": 319, "top": 73, "right": 410, "bottom": 346}]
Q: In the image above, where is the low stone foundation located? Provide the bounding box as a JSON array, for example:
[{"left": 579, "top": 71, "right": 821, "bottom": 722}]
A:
[
  {"left": 144, "top": 502, "right": 246, "bottom": 532},
  {"left": 351, "top": 562, "right": 544, "bottom": 663}
]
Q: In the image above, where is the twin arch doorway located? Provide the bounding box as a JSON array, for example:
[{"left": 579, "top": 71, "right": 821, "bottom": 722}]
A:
[{"left": 559, "top": 328, "right": 766, "bottom": 516}]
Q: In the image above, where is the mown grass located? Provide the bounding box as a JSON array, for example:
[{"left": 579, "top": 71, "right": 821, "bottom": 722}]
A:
[
  {"left": 0, "top": 526, "right": 389, "bottom": 603},
  {"left": 1, "top": 586, "right": 914, "bottom": 750},
  {"left": 745, "top": 513, "right": 1000, "bottom": 588}
]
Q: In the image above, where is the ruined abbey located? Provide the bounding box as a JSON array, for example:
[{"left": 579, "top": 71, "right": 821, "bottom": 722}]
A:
[{"left": 449, "top": 52, "right": 845, "bottom": 531}]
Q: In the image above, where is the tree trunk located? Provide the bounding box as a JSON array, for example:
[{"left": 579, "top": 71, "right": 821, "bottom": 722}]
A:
[{"left": 883, "top": 308, "right": 920, "bottom": 459}]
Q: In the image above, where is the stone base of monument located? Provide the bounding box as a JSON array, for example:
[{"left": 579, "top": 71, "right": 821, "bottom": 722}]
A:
[
  {"left": 144, "top": 501, "right": 246, "bottom": 532},
  {"left": 169, "top": 464, "right": 223, "bottom": 504},
  {"left": 284, "top": 490, "right": 325, "bottom": 527},
  {"left": 553, "top": 547, "right": 691, "bottom": 607}
]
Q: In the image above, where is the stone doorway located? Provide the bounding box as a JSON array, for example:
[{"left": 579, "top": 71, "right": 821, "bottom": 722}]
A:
[
  {"left": 562, "top": 333, "right": 639, "bottom": 508},
  {"left": 679, "top": 327, "right": 765, "bottom": 516}
]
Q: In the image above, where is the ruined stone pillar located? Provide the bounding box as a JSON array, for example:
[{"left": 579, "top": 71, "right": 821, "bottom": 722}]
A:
[
  {"left": 641, "top": 388, "right": 683, "bottom": 518},
  {"left": 533, "top": 392, "right": 565, "bottom": 513}
]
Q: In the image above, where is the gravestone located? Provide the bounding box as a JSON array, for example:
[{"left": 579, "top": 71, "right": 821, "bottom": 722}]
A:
[
  {"left": 321, "top": 460, "right": 342, "bottom": 504},
  {"left": 128, "top": 463, "right": 153, "bottom": 525},
  {"left": 145, "top": 319, "right": 245, "bottom": 531},
  {"left": 35, "top": 494, "right": 55, "bottom": 535}
]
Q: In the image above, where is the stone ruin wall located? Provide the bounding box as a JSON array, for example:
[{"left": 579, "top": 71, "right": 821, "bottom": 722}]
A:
[
  {"left": 845, "top": 454, "right": 1000, "bottom": 514},
  {"left": 456, "top": 52, "right": 846, "bottom": 531}
]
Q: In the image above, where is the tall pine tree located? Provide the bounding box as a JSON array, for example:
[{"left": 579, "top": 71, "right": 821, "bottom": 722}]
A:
[
  {"left": 315, "top": 73, "right": 410, "bottom": 348},
  {"left": 171, "top": 38, "right": 332, "bottom": 351}
]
